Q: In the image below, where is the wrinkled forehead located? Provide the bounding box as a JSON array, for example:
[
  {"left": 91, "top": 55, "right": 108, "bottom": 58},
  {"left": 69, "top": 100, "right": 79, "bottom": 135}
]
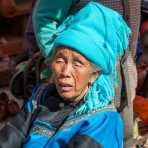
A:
[
  {"left": 54, "top": 46, "right": 80, "bottom": 54},
  {"left": 53, "top": 46, "right": 89, "bottom": 61}
]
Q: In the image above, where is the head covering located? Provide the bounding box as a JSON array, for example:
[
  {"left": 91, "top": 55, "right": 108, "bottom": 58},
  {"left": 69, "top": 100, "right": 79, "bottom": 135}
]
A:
[{"left": 40, "top": 2, "right": 131, "bottom": 115}]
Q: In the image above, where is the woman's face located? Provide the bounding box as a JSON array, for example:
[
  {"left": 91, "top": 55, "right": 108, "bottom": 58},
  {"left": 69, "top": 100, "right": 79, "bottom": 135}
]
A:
[{"left": 51, "top": 46, "right": 98, "bottom": 102}]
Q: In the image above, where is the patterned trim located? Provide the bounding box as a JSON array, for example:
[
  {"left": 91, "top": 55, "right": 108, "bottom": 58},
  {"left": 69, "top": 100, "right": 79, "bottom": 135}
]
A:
[
  {"left": 31, "top": 105, "right": 116, "bottom": 137},
  {"left": 31, "top": 126, "right": 55, "bottom": 137},
  {"left": 60, "top": 104, "right": 116, "bottom": 130}
]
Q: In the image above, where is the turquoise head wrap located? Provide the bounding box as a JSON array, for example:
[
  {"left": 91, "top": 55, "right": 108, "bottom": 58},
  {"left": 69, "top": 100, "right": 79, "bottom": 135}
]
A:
[{"left": 38, "top": 2, "right": 131, "bottom": 115}]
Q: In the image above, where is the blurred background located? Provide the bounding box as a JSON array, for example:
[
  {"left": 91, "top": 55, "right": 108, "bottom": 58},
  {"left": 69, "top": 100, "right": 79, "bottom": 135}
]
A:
[{"left": 0, "top": 0, "right": 148, "bottom": 147}]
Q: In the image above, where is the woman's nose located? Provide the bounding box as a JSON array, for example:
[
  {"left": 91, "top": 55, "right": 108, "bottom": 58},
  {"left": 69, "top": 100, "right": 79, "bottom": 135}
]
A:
[{"left": 61, "top": 64, "right": 72, "bottom": 77}]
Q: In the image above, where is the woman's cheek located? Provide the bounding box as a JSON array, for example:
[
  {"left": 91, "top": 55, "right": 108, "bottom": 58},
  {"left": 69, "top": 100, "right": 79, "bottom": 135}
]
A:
[{"left": 74, "top": 71, "right": 89, "bottom": 91}]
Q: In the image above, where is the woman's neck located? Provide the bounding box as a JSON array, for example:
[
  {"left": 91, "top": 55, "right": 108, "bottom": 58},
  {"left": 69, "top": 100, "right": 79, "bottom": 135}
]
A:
[{"left": 73, "top": 86, "right": 89, "bottom": 103}]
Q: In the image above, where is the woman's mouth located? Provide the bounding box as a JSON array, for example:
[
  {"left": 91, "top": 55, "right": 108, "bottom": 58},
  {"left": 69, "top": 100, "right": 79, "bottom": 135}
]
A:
[{"left": 58, "top": 83, "right": 73, "bottom": 92}]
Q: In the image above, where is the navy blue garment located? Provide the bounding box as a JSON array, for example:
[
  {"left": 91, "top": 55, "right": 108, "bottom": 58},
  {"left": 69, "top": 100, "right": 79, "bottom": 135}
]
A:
[{"left": 23, "top": 84, "right": 124, "bottom": 148}]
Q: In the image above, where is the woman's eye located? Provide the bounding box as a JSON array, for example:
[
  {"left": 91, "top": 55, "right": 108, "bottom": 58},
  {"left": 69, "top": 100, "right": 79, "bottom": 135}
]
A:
[
  {"left": 55, "top": 58, "right": 64, "bottom": 63},
  {"left": 73, "top": 61, "right": 83, "bottom": 67}
]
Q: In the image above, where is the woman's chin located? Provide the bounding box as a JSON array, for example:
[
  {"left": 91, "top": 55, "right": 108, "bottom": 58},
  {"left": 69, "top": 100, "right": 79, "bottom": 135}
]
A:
[
  {"left": 59, "top": 92, "right": 75, "bottom": 101},
  {"left": 57, "top": 87, "right": 74, "bottom": 99},
  {"left": 58, "top": 90, "right": 79, "bottom": 102}
]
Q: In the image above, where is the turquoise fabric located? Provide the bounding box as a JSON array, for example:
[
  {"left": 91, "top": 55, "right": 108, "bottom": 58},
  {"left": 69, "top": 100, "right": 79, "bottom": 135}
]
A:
[
  {"left": 52, "top": 2, "right": 131, "bottom": 115},
  {"left": 24, "top": 111, "right": 123, "bottom": 148},
  {"left": 54, "top": 2, "right": 131, "bottom": 74},
  {"left": 33, "top": 0, "right": 79, "bottom": 57},
  {"left": 34, "top": 1, "right": 131, "bottom": 115}
]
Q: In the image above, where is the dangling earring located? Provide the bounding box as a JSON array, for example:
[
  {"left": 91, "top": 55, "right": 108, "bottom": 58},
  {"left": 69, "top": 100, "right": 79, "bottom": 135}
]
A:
[{"left": 88, "top": 81, "right": 92, "bottom": 88}]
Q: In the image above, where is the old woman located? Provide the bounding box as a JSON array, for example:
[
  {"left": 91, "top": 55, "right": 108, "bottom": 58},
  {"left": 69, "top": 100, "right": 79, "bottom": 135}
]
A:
[{"left": 0, "top": 2, "right": 130, "bottom": 148}]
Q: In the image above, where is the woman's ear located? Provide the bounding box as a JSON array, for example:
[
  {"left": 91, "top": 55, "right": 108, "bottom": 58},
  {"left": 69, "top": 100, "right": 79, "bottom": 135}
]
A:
[{"left": 90, "top": 70, "right": 100, "bottom": 84}]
